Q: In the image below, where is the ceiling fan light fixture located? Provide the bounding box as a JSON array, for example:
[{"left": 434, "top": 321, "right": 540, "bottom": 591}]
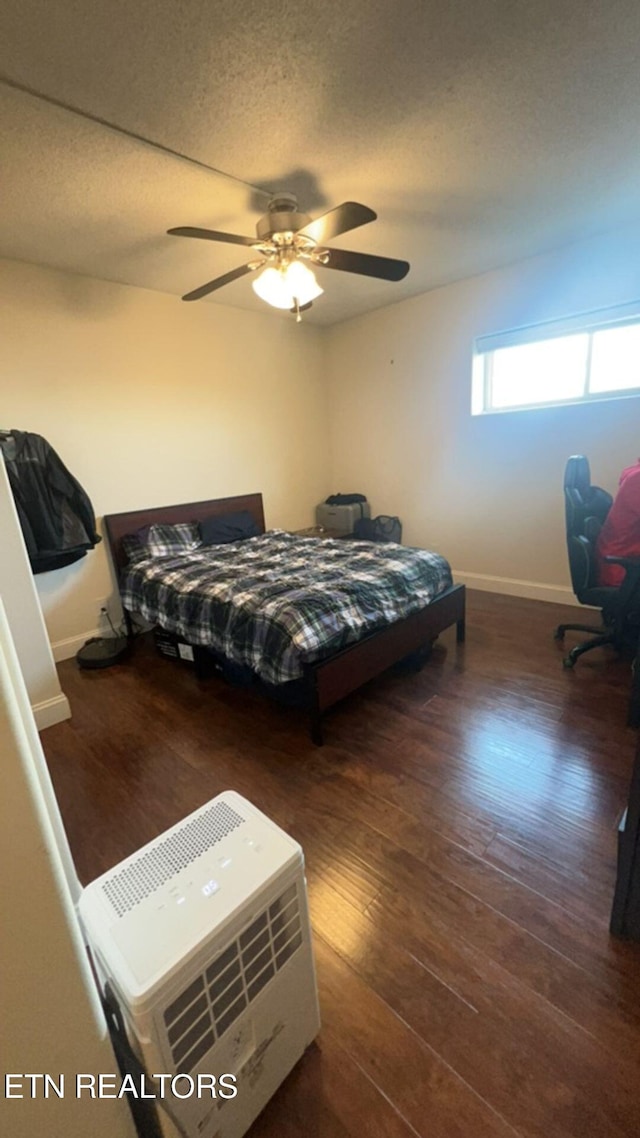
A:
[
  {"left": 252, "top": 260, "right": 323, "bottom": 311},
  {"left": 252, "top": 266, "right": 293, "bottom": 309},
  {"left": 285, "top": 260, "right": 323, "bottom": 304}
]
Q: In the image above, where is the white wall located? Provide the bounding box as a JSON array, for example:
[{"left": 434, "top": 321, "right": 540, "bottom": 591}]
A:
[
  {"left": 0, "top": 258, "right": 329, "bottom": 656},
  {"left": 325, "top": 224, "right": 640, "bottom": 602},
  {"left": 0, "top": 597, "right": 136, "bottom": 1138},
  {"left": 0, "top": 454, "right": 70, "bottom": 727}
]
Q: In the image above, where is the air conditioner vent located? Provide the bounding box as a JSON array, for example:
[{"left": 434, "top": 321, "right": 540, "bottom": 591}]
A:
[
  {"left": 162, "top": 882, "right": 302, "bottom": 1073},
  {"left": 101, "top": 801, "right": 244, "bottom": 916}
]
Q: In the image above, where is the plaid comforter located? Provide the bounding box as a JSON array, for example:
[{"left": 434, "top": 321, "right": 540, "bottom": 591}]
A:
[{"left": 121, "top": 531, "right": 453, "bottom": 684}]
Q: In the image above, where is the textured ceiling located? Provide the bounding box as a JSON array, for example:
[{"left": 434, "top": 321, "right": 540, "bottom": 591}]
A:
[{"left": 2, "top": 0, "right": 640, "bottom": 324}]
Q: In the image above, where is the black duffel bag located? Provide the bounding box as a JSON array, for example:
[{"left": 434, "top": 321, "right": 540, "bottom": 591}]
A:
[{"left": 353, "top": 515, "right": 402, "bottom": 543}]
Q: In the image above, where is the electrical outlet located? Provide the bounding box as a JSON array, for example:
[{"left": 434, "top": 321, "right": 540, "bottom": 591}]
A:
[{"left": 95, "top": 599, "right": 109, "bottom": 624}]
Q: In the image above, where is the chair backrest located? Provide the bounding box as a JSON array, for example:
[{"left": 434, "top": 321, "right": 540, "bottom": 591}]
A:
[
  {"left": 564, "top": 455, "right": 612, "bottom": 537},
  {"left": 563, "top": 456, "right": 613, "bottom": 600}
]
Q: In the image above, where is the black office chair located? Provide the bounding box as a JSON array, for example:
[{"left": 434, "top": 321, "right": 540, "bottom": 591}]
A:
[{"left": 555, "top": 456, "right": 640, "bottom": 667}]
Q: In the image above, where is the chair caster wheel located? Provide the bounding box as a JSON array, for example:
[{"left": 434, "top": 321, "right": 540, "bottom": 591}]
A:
[{"left": 562, "top": 656, "right": 575, "bottom": 669}]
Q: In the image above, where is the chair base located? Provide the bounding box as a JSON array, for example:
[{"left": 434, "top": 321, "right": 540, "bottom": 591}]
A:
[
  {"left": 561, "top": 632, "right": 616, "bottom": 668},
  {"left": 555, "top": 613, "right": 639, "bottom": 668},
  {"left": 554, "top": 622, "right": 605, "bottom": 640}
]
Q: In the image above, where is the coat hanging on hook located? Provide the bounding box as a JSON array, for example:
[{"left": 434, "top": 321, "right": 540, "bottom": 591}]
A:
[{"left": 0, "top": 430, "right": 101, "bottom": 573}]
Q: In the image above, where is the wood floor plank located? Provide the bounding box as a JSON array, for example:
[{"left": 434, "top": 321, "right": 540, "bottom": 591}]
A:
[
  {"left": 313, "top": 936, "right": 518, "bottom": 1138},
  {"left": 482, "top": 830, "right": 614, "bottom": 924},
  {"left": 249, "top": 1038, "right": 423, "bottom": 1138},
  {"left": 40, "top": 589, "right": 640, "bottom": 1138},
  {"left": 304, "top": 808, "right": 640, "bottom": 1050},
  {"left": 312, "top": 880, "right": 640, "bottom": 1138}
]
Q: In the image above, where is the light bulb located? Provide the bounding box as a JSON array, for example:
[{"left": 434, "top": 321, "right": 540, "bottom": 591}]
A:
[
  {"left": 252, "top": 266, "right": 294, "bottom": 309},
  {"left": 252, "top": 260, "right": 323, "bottom": 310},
  {"left": 283, "top": 261, "right": 323, "bottom": 306}
]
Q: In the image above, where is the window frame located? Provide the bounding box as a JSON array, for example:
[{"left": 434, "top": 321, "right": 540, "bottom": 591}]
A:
[{"left": 472, "top": 302, "right": 640, "bottom": 416}]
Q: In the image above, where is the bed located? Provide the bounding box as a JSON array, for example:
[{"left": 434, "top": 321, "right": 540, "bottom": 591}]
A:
[{"left": 104, "top": 493, "right": 465, "bottom": 744}]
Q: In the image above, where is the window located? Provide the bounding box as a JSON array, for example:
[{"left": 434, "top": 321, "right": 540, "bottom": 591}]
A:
[{"left": 472, "top": 302, "right": 640, "bottom": 415}]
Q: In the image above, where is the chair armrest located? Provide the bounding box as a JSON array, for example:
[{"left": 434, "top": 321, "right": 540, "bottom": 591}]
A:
[{"left": 604, "top": 556, "right": 640, "bottom": 569}]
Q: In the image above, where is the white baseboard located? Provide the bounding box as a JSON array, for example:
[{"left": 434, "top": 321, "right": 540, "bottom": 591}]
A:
[
  {"left": 51, "top": 627, "right": 100, "bottom": 662},
  {"left": 451, "top": 569, "right": 592, "bottom": 608},
  {"left": 33, "top": 692, "right": 71, "bottom": 730}
]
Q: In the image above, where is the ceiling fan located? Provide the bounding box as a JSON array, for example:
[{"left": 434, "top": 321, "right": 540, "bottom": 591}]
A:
[{"left": 167, "top": 194, "right": 410, "bottom": 320}]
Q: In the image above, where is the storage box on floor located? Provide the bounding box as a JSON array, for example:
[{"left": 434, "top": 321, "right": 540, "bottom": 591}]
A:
[
  {"left": 153, "top": 627, "right": 200, "bottom": 665},
  {"left": 153, "top": 628, "right": 253, "bottom": 686}
]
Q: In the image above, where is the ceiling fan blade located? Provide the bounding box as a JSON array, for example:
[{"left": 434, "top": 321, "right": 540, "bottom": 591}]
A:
[
  {"left": 168, "top": 226, "right": 257, "bottom": 247},
  {"left": 182, "top": 262, "right": 260, "bottom": 302},
  {"left": 318, "top": 247, "right": 410, "bottom": 282},
  {"left": 296, "top": 202, "right": 376, "bottom": 244}
]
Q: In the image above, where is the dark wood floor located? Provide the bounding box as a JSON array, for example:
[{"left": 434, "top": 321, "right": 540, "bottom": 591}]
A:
[{"left": 42, "top": 591, "right": 640, "bottom": 1138}]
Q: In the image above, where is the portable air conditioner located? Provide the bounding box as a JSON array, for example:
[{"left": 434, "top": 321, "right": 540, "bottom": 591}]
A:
[{"left": 78, "top": 791, "right": 321, "bottom": 1138}]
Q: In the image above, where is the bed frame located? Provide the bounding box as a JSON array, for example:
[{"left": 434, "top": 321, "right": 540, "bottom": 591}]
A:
[{"left": 104, "top": 493, "right": 465, "bottom": 744}]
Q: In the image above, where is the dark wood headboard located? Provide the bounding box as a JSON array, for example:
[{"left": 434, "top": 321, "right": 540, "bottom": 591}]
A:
[{"left": 103, "top": 493, "right": 265, "bottom": 575}]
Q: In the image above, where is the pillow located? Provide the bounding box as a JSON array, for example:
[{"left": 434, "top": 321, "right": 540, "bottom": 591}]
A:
[
  {"left": 121, "top": 530, "right": 149, "bottom": 563},
  {"left": 199, "top": 510, "right": 261, "bottom": 546},
  {"left": 122, "top": 523, "right": 200, "bottom": 562},
  {"left": 145, "top": 521, "right": 201, "bottom": 557}
]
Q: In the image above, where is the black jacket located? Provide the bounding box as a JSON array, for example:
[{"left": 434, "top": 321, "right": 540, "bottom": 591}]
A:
[{"left": 0, "top": 430, "right": 101, "bottom": 573}]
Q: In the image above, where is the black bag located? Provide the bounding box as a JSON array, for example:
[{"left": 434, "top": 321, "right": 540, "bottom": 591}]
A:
[
  {"left": 353, "top": 515, "right": 402, "bottom": 543},
  {"left": 325, "top": 492, "right": 367, "bottom": 505}
]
